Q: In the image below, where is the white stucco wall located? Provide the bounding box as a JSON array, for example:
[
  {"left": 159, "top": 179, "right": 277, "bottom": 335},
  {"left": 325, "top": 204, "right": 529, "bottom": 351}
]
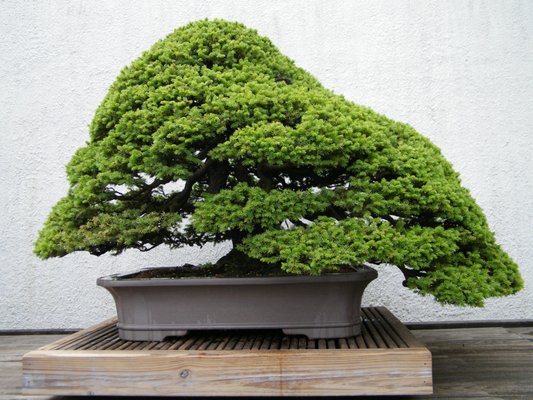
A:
[{"left": 1, "top": 0, "right": 532, "bottom": 329}]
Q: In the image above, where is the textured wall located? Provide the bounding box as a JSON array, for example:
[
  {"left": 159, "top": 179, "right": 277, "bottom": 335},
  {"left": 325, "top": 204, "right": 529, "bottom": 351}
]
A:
[{"left": 1, "top": 0, "right": 532, "bottom": 329}]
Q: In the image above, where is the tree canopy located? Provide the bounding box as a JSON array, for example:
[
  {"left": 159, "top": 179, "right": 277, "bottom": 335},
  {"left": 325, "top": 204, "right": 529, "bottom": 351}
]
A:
[{"left": 34, "top": 19, "right": 523, "bottom": 306}]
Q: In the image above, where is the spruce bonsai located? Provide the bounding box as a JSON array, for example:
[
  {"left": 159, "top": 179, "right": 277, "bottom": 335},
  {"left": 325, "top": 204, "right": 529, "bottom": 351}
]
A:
[{"left": 35, "top": 19, "right": 522, "bottom": 307}]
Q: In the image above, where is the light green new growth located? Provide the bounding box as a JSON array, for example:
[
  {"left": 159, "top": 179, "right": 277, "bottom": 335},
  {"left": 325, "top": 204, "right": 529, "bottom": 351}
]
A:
[{"left": 34, "top": 19, "right": 523, "bottom": 306}]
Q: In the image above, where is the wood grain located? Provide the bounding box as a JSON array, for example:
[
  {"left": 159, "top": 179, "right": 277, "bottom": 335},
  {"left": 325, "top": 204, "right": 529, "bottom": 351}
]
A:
[
  {"left": 7, "top": 325, "right": 533, "bottom": 398},
  {"left": 22, "top": 307, "right": 433, "bottom": 396},
  {"left": 23, "top": 348, "right": 432, "bottom": 396},
  {"left": 39, "top": 318, "right": 117, "bottom": 351}
]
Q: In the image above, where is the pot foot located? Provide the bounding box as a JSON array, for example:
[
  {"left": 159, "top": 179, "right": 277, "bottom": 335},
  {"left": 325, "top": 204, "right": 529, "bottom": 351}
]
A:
[
  {"left": 118, "top": 329, "right": 189, "bottom": 341},
  {"left": 282, "top": 323, "right": 361, "bottom": 339}
]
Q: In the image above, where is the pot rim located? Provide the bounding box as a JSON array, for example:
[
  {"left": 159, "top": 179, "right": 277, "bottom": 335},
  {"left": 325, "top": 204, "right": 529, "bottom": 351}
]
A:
[{"left": 97, "top": 264, "right": 378, "bottom": 287}]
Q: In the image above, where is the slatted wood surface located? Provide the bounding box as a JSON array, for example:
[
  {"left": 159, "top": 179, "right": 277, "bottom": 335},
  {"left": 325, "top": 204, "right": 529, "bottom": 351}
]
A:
[{"left": 22, "top": 306, "right": 432, "bottom": 396}]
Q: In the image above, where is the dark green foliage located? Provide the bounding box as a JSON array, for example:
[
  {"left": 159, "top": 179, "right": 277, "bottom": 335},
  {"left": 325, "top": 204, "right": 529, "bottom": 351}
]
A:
[{"left": 34, "top": 19, "right": 523, "bottom": 306}]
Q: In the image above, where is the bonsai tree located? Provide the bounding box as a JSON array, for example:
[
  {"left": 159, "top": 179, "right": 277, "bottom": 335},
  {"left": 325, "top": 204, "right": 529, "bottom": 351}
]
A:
[{"left": 35, "top": 19, "right": 522, "bottom": 307}]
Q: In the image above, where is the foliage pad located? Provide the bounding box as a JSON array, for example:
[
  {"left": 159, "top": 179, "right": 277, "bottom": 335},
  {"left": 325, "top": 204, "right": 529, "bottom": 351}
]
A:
[{"left": 34, "top": 20, "right": 523, "bottom": 306}]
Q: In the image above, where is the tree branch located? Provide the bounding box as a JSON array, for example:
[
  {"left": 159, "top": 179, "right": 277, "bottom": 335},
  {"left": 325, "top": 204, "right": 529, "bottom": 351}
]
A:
[
  {"left": 207, "top": 160, "right": 230, "bottom": 194},
  {"left": 257, "top": 162, "right": 275, "bottom": 191},
  {"left": 165, "top": 159, "right": 215, "bottom": 212},
  {"left": 107, "top": 178, "right": 166, "bottom": 201},
  {"left": 398, "top": 265, "right": 427, "bottom": 286}
]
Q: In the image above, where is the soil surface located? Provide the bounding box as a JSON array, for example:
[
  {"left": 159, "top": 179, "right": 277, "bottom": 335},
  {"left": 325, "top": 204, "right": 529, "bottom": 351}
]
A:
[{"left": 117, "top": 249, "right": 358, "bottom": 280}]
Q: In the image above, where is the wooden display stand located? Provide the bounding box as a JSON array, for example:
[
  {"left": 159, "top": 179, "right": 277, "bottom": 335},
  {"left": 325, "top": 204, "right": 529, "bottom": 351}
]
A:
[{"left": 22, "top": 306, "right": 432, "bottom": 396}]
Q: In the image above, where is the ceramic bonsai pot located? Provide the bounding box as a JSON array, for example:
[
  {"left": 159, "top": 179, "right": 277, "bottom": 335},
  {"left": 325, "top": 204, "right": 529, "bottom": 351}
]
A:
[{"left": 97, "top": 265, "right": 377, "bottom": 341}]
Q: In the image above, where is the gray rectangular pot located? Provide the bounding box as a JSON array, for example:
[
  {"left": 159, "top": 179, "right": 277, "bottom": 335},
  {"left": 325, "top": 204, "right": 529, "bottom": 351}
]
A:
[{"left": 97, "top": 266, "right": 377, "bottom": 341}]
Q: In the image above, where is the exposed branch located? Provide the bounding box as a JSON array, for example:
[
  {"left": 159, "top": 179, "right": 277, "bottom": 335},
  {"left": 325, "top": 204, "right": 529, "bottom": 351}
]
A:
[
  {"left": 165, "top": 159, "right": 215, "bottom": 212},
  {"left": 138, "top": 243, "right": 161, "bottom": 252},
  {"left": 233, "top": 162, "right": 250, "bottom": 183},
  {"left": 288, "top": 219, "right": 307, "bottom": 228},
  {"left": 398, "top": 264, "right": 427, "bottom": 286},
  {"left": 207, "top": 160, "right": 230, "bottom": 194},
  {"left": 107, "top": 178, "right": 166, "bottom": 201},
  {"left": 257, "top": 162, "right": 275, "bottom": 191}
]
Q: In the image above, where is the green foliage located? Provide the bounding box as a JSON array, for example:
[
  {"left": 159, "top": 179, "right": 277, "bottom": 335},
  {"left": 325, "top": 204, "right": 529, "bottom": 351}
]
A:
[{"left": 34, "top": 19, "right": 523, "bottom": 306}]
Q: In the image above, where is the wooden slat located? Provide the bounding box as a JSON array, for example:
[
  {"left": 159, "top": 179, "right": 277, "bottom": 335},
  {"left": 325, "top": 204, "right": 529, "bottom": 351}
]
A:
[
  {"left": 39, "top": 318, "right": 116, "bottom": 351},
  {"left": 127, "top": 341, "right": 145, "bottom": 350},
  {"left": 10, "top": 326, "right": 533, "bottom": 399},
  {"left": 32, "top": 308, "right": 424, "bottom": 352},
  {"left": 360, "top": 321, "right": 377, "bottom": 348},
  {"left": 223, "top": 335, "right": 241, "bottom": 350},
  {"left": 250, "top": 336, "right": 262, "bottom": 350},
  {"left": 153, "top": 340, "right": 172, "bottom": 351},
  {"left": 105, "top": 338, "right": 127, "bottom": 350},
  {"left": 78, "top": 328, "right": 119, "bottom": 350},
  {"left": 211, "top": 335, "right": 231, "bottom": 350},
  {"left": 376, "top": 307, "right": 426, "bottom": 348},
  {"left": 346, "top": 335, "right": 358, "bottom": 349},
  {"left": 177, "top": 336, "right": 200, "bottom": 350},
  {"left": 260, "top": 334, "right": 272, "bottom": 350},
  {"left": 365, "top": 308, "right": 399, "bottom": 348},
  {"left": 368, "top": 307, "right": 408, "bottom": 348},
  {"left": 270, "top": 335, "right": 282, "bottom": 350},
  {"left": 98, "top": 335, "right": 122, "bottom": 350},
  {"left": 338, "top": 338, "right": 349, "bottom": 349},
  {"left": 362, "top": 308, "right": 390, "bottom": 348},
  {"left": 195, "top": 335, "right": 213, "bottom": 351},
  {"left": 22, "top": 307, "right": 433, "bottom": 396},
  {"left": 23, "top": 348, "right": 432, "bottom": 396},
  {"left": 279, "top": 336, "right": 290, "bottom": 350},
  {"left": 115, "top": 341, "right": 134, "bottom": 350},
  {"left": 289, "top": 337, "right": 298, "bottom": 349},
  {"left": 167, "top": 338, "right": 188, "bottom": 351},
  {"left": 56, "top": 325, "right": 113, "bottom": 350},
  {"left": 233, "top": 334, "right": 249, "bottom": 350},
  {"left": 143, "top": 340, "right": 161, "bottom": 350}
]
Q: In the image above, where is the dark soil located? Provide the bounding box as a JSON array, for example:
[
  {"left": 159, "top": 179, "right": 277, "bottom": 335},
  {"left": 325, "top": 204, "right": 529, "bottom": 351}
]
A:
[{"left": 118, "top": 249, "right": 358, "bottom": 280}]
